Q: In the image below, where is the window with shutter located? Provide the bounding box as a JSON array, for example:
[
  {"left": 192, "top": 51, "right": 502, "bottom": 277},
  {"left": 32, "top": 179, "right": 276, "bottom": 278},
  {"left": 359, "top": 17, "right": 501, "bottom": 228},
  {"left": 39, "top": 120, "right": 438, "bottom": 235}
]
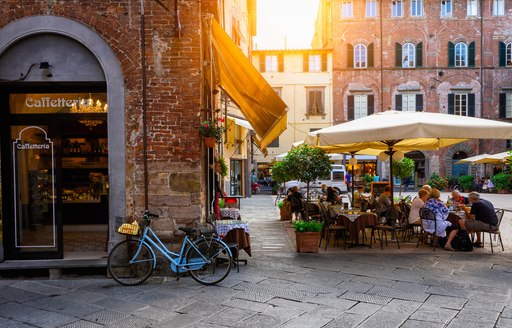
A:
[
  {"left": 303, "top": 54, "right": 309, "bottom": 72},
  {"left": 468, "top": 94, "right": 475, "bottom": 117},
  {"left": 455, "top": 43, "right": 468, "bottom": 67},
  {"left": 306, "top": 88, "right": 325, "bottom": 117},
  {"left": 259, "top": 55, "right": 266, "bottom": 72},
  {"left": 448, "top": 94, "right": 455, "bottom": 114},
  {"left": 395, "top": 43, "right": 402, "bottom": 67},
  {"left": 448, "top": 42, "right": 455, "bottom": 67},
  {"left": 354, "top": 44, "right": 367, "bottom": 68},
  {"left": 278, "top": 54, "right": 284, "bottom": 72},
  {"left": 368, "top": 43, "right": 374, "bottom": 68},
  {"left": 402, "top": 43, "right": 415, "bottom": 68},
  {"left": 499, "top": 42, "right": 506, "bottom": 67},
  {"left": 468, "top": 42, "right": 475, "bottom": 67},
  {"left": 507, "top": 43, "right": 512, "bottom": 67},
  {"left": 321, "top": 53, "right": 328, "bottom": 72},
  {"left": 500, "top": 93, "right": 512, "bottom": 118},
  {"left": 308, "top": 54, "right": 321, "bottom": 72},
  {"left": 265, "top": 55, "right": 278, "bottom": 72},
  {"left": 415, "top": 94, "right": 423, "bottom": 111},
  {"left": 402, "top": 94, "right": 416, "bottom": 111},
  {"left": 367, "top": 95, "right": 374, "bottom": 115},
  {"left": 395, "top": 95, "right": 403, "bottom": 111},
  {"left": 354, "top": 95, "right": 368, "bottom": 119}
]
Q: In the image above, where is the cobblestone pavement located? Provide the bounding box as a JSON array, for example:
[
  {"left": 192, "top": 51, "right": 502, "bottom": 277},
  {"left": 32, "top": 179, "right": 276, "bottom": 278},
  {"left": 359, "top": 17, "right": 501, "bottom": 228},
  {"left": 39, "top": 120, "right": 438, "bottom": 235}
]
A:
[{"left": 1, "top": 192, "right": 512, "bottom": 327}]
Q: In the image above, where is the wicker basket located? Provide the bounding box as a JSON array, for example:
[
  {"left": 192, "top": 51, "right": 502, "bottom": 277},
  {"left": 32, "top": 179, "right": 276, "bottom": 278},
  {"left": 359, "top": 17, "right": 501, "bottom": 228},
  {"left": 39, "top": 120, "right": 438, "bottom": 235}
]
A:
[{"left": 115, "top": 216, "right": 140, "bottom": 236}]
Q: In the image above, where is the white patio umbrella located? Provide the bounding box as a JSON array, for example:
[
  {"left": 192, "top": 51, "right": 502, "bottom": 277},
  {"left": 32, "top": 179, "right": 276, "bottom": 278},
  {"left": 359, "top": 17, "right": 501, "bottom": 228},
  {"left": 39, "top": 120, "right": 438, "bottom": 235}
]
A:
[
  {"left": 304, "top": 110, "right": 512, "bottom": 202},
  {"left": 455, "top": 154, "right": 492, "bottom": 165}
]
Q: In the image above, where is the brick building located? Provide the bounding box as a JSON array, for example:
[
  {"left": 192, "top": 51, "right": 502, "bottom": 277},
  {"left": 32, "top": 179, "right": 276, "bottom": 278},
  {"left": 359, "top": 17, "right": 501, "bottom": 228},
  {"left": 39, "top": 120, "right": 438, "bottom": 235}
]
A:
[
  {"left": 0, "top": 0, "right": 285, "bottom": 264},
  {"left": 313, "top": 0, "right": 512, "bottom": 185}
]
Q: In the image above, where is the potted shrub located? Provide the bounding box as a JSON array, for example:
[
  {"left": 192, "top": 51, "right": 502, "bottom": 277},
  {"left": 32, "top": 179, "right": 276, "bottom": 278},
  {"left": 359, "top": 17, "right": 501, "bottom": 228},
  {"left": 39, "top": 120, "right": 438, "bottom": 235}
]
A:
[
  {"left": 491, "top": 173, "right": 511, "bottom": 193},
  {"left": 458, "top": 175, "right": 475, "bottom": 192},
  {"left": 292, "top": 220, "right": 323, "bottom": 253},
  {"left": 426, "top": 173, "right": 448, "bottom": 191}
]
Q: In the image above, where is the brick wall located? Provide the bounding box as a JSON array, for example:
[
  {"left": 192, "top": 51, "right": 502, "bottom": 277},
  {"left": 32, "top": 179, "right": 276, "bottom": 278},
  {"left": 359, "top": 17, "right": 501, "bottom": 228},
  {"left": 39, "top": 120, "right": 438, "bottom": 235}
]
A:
[{"left": 1, "top": 0, "right": 216, "bottom": 238}]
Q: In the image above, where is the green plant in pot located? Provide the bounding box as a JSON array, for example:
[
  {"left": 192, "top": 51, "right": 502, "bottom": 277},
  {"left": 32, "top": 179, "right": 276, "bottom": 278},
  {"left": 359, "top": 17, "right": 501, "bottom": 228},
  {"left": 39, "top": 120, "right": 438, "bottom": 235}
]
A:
[
  {"left": 292, "top": 220, "right": 323, "bottom": 253},
  {"left": 491, "top": 173, "right": 511, "bottom": 193}
]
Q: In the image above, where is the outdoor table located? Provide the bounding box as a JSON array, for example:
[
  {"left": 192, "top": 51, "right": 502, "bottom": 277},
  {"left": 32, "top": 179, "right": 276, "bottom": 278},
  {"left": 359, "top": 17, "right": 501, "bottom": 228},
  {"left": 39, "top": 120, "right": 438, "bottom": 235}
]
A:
[
  {"left": 217, "top": 220, "right": 251, "bottom": 256},
  {"left": 220, "top": 207, "right": 241, "bottom": 220},
  {"left": 447, "top": 210, "right": 467, "bottom": 228},
  {"left": 337, "top": 212, "right": 378, "bottom": 246}
]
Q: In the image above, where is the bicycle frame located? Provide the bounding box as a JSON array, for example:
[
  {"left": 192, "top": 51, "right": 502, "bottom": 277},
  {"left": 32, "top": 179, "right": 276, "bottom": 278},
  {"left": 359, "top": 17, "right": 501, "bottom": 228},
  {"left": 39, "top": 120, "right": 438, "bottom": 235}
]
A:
[{"left": 129, "top": 224, "right": 232, "bottom": 274}]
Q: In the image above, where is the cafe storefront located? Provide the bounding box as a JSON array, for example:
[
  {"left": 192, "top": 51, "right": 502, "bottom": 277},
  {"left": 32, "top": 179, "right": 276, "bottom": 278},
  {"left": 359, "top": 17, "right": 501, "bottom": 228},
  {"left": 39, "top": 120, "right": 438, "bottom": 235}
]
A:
[{"left": 0, "top": 17, "right": 126, "bottom": 261}]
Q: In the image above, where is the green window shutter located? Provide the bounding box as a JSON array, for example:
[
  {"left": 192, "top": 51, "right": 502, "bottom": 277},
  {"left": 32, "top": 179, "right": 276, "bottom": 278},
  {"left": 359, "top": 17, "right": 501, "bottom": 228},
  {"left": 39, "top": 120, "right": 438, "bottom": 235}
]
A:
[
  {"left": 395, "top": 95, "right": 402, "bottom": 111},
  {"left": 448, "top": 94, "right": 455, "bottom": 114},
  {"left": 468, "top": 94, "right": 475, "bottom": 117},
  {"left": 303, "top": 54, "right": 309, "bottom": 72},
  {"left": 499, "top": 93, "right": 507, "bottom": 118},
  {"left": 321, "top": 53, "right": 328, "bottom": 72},
  {"left": 448, "top": 42, "right": 455, "bottom": 67},
  {"left": 396, "top": 43, "right": 402, "bottom": 67},
  {"left": 347, "top": 95, "right": 355, "bottom": 120},
  {"left": 367, "top": 95, "right": 374, "bottom": 115},
  {"left": 416, "top": 42, "right": 423, "bottom": 67},
  {"left": 347, "top": 44, "right": 354, "bottom": 68},
  {"left": 368, "top": 43, "right": 374, "bottom": 68},
  {"left": 468, "top": 42, "right": 475, "bottom": 67},
  {"left": 499, "top": 42, "right": 506, "bottom": 67},
  {"left": 415, "top": 94, "right": 423, "bottom": 111}
]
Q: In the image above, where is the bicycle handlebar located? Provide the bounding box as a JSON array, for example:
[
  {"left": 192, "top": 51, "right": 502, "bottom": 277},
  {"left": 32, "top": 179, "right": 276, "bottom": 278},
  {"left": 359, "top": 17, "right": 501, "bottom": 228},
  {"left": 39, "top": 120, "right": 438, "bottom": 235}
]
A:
[{"left": 144, "top": 210, "right": 159, "bottom": 218}]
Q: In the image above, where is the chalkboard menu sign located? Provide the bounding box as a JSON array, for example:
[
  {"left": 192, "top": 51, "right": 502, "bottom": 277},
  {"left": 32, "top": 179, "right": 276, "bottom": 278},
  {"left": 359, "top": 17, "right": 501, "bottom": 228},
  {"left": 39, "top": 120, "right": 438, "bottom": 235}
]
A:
[{"left": 371, "top": 182, "right": 390, "bottom": 199}]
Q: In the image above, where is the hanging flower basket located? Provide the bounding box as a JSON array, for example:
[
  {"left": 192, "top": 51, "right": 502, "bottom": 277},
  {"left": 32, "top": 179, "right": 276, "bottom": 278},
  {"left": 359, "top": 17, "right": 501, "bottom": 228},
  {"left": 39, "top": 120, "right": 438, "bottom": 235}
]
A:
[{"left": 203, "top": 137, "right": 216, "bottom": 148}]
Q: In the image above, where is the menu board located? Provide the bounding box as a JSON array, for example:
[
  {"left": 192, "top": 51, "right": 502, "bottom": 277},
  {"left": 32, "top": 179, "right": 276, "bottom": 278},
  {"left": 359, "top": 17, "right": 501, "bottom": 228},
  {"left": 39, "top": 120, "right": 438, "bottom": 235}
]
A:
[{"left": 371, "top": 182, "right": 390, "bottom": 199}]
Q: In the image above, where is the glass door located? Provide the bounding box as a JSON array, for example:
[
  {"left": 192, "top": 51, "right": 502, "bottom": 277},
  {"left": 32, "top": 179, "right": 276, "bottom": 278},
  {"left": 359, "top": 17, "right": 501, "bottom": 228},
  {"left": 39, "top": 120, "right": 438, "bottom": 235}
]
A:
[{"left": 10, "top": 125, "right": 62, "bottom": 258}]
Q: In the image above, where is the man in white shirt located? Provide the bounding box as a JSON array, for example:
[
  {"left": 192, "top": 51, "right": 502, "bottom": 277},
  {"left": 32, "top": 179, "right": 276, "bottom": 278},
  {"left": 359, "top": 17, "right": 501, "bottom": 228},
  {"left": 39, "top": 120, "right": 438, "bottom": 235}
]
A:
[{"left": 408, "top": 189, "right": 429, "bottom": 224}]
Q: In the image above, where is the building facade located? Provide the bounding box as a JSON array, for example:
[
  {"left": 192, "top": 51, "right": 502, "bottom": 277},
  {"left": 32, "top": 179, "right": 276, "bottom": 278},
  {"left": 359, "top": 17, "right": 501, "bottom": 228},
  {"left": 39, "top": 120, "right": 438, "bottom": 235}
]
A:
[
  {"left": 313, "top": 0, "right": 512, "bottom": 184},
  {"left": 251, "top": 49, "right": 334, "bottom": 163},
  {"left": 0, "top": 0, "right": 279, "bottom": 264}
]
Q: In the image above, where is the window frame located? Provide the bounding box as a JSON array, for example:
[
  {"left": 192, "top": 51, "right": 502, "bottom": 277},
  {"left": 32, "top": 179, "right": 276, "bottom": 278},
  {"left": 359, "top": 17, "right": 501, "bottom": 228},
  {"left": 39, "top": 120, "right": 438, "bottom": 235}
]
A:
[
  {"left": 341, "top": 1, "right": 354, "bottom": 18},
  {"left": 455, "top": 43, "right": 468, "bottom": 67},
  {"left": 402, "top": 43, "right": 416, "bottom": 68},
  {"left": 401, "top": 94, "right": 416, "bottom": 112},
  {"left": 265, "top": 55, "right": 278, "bottom": 72},
  {"left": 306, "top": 87, "right": 326, "bottom": 118},
  {"left": 366, "top": 0, "right": 378, "bottom": 17},
  {"left": 507, "top": 43, "right": 512, "bottom": 67},
  {"left": 354, "top": 44, "right": 368, "bottom": 68},
  {"left": 411, "top": 0, "right": 423, "bottom": 17},
  {"left": 493, "top": 0, "right": 505, "bottom": 16},
  {"left": 506, "top": 93, "right": 512, "bottom": 118},
  {"left": 308, "top": 54, "right": 322, "bottom": 72},
  {"left": 467, "top": 0, "right": 478, "bottom": 16},
  {"left": 391, "top": 0, "right": 403, "bottom": 17},
  {"left": 354, "top": 95, "right": 368, "bottom": 119},
  {"left": 441, "top": 0, "right": 452, "bottom": 17},
  {"left": 455, "top": 94, "right": 468, "bottom": 116}
]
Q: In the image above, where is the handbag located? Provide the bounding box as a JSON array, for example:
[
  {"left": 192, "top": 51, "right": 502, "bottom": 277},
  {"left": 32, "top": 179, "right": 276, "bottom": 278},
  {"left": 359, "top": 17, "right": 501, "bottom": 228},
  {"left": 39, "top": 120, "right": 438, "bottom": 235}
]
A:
[{"left": 452, "top": 230, "right": 473, "bottom": 252}]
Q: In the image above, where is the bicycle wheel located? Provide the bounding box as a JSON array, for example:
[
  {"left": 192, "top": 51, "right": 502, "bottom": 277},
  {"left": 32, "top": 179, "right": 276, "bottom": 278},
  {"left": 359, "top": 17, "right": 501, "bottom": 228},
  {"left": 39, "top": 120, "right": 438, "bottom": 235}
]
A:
[
  {"left": 186, "top": 239, "right": 232, "bottom": 285},
  {"left": 108, "top": 239, "right": 154, "bottom": 286}
]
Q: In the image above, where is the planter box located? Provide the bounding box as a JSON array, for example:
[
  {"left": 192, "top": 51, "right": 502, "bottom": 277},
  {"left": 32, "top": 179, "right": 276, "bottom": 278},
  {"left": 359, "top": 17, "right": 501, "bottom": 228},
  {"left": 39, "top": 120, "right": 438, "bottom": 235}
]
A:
[{"left": 295, "top": 231, "right": 320, "bottom": 253}]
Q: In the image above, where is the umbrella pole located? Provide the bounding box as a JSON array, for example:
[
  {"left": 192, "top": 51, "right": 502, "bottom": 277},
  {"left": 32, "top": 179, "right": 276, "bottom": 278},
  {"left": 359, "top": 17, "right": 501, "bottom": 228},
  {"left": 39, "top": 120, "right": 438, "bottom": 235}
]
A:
[{"left": 389, "top": 149, "right": 394, "bottom": 205}]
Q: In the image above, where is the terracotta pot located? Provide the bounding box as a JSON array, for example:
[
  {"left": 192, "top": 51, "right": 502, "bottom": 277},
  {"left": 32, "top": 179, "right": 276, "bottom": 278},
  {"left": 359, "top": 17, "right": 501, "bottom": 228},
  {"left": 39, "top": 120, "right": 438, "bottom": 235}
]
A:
[
  {"left": 203, "top": 137, "right": 216, "bottom": 148},
  {"left": 295, "top": 231, "right": 320, "bottom": 253}
]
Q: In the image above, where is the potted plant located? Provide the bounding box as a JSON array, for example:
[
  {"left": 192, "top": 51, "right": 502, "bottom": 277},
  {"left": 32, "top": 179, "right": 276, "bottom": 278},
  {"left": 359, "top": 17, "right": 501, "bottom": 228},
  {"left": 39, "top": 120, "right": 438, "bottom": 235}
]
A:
[
  {"left": 491, "top": 173, "right": 511, "bottom": 193},
  {"left": 426, "top": 173, "right": 448, "bottom": 191},
  {"left": 392, "top": 157, "right": 414, "bottom": 195},
  {"left": 199, "top": 117, "right": 225, "bottom": 147},
  {"left": 458, "top": 175, "right": 475, "bottom": 192},
  {"left": 292, "top": 220, "right": 324, "bottom": 253}
]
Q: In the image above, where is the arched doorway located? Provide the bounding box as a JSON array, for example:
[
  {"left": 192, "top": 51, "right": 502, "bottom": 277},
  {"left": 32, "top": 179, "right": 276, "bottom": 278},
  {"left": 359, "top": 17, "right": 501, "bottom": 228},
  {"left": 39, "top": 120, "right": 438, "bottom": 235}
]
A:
[
  {"left": 452, "top": 151, "right": 469, "bottom": 177},
  {"left": 0, "top": 16, "right": 125, "bottom": 260}
]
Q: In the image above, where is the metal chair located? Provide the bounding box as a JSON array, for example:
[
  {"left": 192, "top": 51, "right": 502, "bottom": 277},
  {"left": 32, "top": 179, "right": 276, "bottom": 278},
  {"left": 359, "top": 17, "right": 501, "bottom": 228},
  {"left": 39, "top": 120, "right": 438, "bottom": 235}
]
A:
[
  {"left": 318, "top": 204, "right": 346, "bottom": 250},
  {"left": 483, "top": 208, "right": 505, "bottom": 253},
  {"left": 373, "top": 206, "right": 402, "bottom": 249},
  {"left": 417, "top": 207, "right": 437, "bottom": 251}
]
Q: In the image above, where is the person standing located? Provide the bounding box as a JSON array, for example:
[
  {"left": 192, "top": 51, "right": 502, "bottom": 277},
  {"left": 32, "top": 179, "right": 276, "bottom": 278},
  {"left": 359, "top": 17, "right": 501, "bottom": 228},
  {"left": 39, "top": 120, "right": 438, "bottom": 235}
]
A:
[
  {"left": 458, "top": 192, "right": 498, "bottom": 247},
  {"left": 345, "top": 172, "right": 352, "bottom": 192}
]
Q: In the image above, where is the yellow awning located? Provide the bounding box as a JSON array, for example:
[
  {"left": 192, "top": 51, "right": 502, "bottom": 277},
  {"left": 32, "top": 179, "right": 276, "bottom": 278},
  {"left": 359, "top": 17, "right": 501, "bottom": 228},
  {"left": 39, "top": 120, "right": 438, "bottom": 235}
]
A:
[{"left": 208, "top": 19, "right": 288, "bottom": 151}]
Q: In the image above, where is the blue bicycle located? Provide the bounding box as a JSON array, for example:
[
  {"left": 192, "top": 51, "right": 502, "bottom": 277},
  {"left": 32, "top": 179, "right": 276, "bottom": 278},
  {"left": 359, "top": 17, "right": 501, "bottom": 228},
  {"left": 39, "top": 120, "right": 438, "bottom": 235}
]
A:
[{"left": 108, "top": 210, "right": 232, "bottom": 286}]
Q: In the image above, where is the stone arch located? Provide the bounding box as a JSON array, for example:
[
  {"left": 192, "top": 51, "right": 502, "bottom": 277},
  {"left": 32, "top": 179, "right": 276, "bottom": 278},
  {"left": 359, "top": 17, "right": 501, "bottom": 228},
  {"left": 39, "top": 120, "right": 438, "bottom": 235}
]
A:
[
  {"left": 0, "top": 16, "right": 126, "bottom": 226},
  {"left": 445, "top": 144, "right": 476, "bottom": 177}
]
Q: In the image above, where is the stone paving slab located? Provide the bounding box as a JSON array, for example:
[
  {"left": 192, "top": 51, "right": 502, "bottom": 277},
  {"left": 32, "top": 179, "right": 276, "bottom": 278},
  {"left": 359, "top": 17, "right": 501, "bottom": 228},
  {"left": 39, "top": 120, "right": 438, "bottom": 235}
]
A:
[{"left": 340, "top": 291, "right": 392, "bottom": 305}]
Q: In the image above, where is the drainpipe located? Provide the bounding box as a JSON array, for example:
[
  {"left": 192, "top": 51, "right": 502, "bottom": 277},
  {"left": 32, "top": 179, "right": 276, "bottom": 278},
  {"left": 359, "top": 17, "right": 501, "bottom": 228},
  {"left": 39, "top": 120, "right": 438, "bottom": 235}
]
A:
[
  {"left": 379, "top": 0, "right": 383, "bottom": 111},
  {"left": 140, "top": 0, "right": 149, "bottom": 209},
  {"left": 479, "top": 0, "right": 484, "bottom": 154}
]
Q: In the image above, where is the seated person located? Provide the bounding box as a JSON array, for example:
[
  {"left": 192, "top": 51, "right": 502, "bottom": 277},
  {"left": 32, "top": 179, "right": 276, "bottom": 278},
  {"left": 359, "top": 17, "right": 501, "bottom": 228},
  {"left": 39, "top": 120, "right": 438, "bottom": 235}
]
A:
[
  {"left": 326, "top": 186, "right": 338, "bottom": 204},
  {"left": 376, "top": 185, "right": 392, "bottom": 218},
  {"left": 458, "top": 192, "right": 498, "bottom": 247},
  {"left": 421, "top": 184, "right": 432, "bottom": 193},
  {"left": 287, "top": 186, "right": 303, "bottom": 220},
  {"left": 408, "top": 188, "right": 429, "bottom": 225},
  {"left": 423, "top": 188, "right": 459, "bottom": 251},
  {"left": 353, "top": 185, "right": 367, "bottom": 209},
  {"left": 451, "top": 190, "right": 469, "bottom": 208}
]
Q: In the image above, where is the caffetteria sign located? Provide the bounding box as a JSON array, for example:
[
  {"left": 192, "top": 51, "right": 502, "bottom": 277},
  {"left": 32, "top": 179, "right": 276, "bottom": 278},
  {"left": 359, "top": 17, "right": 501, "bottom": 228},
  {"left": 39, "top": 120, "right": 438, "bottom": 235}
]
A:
[{"left": 10, "top": 93, "right": 107, "bottom": 114}]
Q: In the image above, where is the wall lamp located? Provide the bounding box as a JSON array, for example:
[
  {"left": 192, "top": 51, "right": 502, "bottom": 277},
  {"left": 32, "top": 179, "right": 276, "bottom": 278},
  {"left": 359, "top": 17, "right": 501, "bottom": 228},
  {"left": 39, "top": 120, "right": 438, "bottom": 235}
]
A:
[{"left": 19, "top": 62, "right": 53, "bottom": 80}]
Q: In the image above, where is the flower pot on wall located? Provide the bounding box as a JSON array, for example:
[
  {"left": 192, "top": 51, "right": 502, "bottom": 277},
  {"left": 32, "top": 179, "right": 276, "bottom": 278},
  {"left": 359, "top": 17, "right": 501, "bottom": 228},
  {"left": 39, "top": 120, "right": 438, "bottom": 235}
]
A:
[
  {"left": 295, "top": 231, "right": 320, "bottom": 253},
  {"left": 203, "top": 137, "right": 216, "bottom": 148}
]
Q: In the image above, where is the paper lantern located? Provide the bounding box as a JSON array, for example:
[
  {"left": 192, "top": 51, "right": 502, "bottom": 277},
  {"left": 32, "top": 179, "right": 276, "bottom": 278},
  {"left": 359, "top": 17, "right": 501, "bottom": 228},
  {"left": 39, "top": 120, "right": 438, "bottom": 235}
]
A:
[
  {"left": 394, "top": 151, "right": 405, "bottom": 162},
  {"left": 348, "top": 157, "right": 358, "bottom": 166}
]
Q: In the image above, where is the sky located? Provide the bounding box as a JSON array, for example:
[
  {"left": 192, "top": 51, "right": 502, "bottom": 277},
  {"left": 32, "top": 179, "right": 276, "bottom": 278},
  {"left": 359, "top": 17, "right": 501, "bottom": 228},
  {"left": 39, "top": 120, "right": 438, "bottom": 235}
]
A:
[{"left": 254, "top": 0, "right": 321, "bottom": 50}]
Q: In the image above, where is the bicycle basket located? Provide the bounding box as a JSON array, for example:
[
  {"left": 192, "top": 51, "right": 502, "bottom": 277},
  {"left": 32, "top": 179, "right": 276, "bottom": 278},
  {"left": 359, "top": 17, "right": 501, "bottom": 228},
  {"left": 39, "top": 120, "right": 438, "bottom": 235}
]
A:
[{"left": 115, "top": 216, "right": 140, "bottom": 236}]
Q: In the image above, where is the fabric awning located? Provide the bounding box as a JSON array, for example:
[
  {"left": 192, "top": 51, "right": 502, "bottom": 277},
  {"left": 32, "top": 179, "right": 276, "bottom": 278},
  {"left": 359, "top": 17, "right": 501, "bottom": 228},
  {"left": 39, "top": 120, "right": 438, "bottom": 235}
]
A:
[{"left": 208, "top": 19, "right": 288, "bottom": 151}]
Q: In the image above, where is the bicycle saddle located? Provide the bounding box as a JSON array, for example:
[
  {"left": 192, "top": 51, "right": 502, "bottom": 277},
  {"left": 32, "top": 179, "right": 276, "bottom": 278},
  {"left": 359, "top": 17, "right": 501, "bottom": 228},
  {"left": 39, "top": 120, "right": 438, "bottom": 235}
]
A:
[{"left": 179, "top": 227, "right": 196, "bottom": 235}]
